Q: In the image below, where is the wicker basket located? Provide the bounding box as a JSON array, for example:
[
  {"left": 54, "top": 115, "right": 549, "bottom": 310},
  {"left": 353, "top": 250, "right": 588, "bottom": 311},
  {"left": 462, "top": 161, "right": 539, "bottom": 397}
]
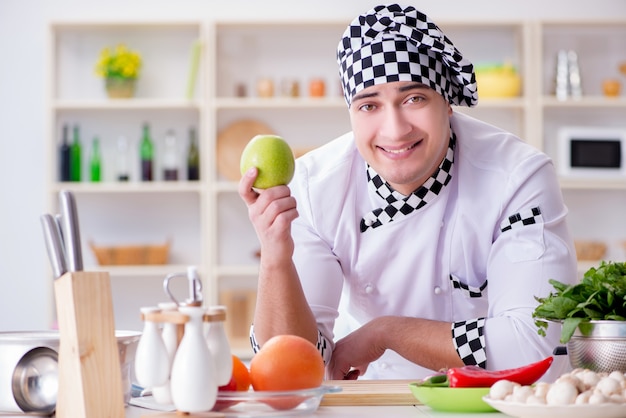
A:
[
  {"left": 574, "top": 240, "right": 607, "bottom": 261},
  {"left": 90, "top": 241, "right": 170, "bottom": 266}
]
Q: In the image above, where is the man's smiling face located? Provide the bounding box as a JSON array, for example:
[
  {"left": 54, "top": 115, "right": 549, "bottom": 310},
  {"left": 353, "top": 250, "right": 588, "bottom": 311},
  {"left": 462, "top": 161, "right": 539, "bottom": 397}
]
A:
[{"left": 349, "top": 81, "right": 452, "bottom": 196}]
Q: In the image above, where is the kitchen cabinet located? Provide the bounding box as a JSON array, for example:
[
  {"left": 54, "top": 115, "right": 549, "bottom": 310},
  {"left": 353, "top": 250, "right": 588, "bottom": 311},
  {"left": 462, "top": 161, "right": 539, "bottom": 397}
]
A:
[{"left": 46, "top": 17, "right": 626, "bottom": 358}]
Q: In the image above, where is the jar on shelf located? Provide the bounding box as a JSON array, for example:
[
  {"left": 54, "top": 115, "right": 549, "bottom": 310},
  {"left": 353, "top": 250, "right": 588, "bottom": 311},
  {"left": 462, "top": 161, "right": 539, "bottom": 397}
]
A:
[
  {"left": 281, "top": 79, "right": 299, "bottom": 97},
  {"left": 256, "top": 78, "right": 274, "bottom": 98},
  {"left": 308, "top": 78, "right": 326, "bottom": 97}
]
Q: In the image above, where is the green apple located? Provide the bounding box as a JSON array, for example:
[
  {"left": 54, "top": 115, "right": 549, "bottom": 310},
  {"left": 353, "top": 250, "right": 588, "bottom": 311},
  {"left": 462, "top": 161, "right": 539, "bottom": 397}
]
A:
[{"left": 240, "top": 134, "right": 295, "bottom": 189}]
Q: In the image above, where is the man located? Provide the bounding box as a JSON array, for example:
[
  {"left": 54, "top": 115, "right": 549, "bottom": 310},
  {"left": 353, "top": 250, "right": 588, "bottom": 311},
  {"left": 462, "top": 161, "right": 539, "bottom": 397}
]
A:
[{"left": 239, "top": 4, "right": 577, "bottom": 381}]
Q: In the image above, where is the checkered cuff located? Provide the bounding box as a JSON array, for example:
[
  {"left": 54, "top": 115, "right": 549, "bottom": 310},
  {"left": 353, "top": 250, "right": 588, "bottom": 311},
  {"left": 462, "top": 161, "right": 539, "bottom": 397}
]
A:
[
  {"left": 250, "top": 325, "right": 331, "bottom": 365},
  {"left": 452, "top": 318, "right": 486, "bottom": 367}
]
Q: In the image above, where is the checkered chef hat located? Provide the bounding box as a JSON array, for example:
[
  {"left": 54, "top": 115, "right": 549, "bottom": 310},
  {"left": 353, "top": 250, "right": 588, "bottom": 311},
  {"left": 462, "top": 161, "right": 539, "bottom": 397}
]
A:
[{"left": 337, "top": 4, "right": 478, "bottom": 107}]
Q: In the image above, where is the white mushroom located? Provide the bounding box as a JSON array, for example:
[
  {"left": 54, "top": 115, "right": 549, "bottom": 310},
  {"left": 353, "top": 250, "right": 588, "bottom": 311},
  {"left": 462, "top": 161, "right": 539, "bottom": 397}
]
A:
[
  {"left": 609, "top": 371, "right": 625, "bottom": 382},
  {"left": 575, "top": 390, "right": 592, "bottom": 404},
  {"left": 555, "top": 374, "right": 585, "bottom": 393},
  {"left": 546, "top": 381, "right": 579, "bottom": 405},
  {"left": 511, "top": 385, "right": 534, "bottom": 403},
  {"left": 578, "top": 369, "right": 601, "bottom": 390},
  {"left": 533, "top": 382, "right": 550, "bottom": 401},
  {"left": 489, "top": 380, "right": 518, "bottom": 401},
  {"left": 596, "top": 376, "right": 622, "bottom": 397},
  {"left": 588, "top": 392, "right": 607, "bottom": 405}
]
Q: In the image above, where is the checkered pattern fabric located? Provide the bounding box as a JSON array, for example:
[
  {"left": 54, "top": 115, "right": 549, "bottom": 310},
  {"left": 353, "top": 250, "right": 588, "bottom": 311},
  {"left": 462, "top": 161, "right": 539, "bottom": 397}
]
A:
[
  {"left": 449, "top": 274, "right": 487, "bottom": 298},
  {"left": 500, "top": 207, "right": 542, "bottom": 232},
  {"left": 452, "top": 318, "right": 487, "bottom": 367},
  {"left": 360, "top": 132, "right": 455, "bottom": 233},
  {"left": 249, "top": 325, "right": 331, "bottom": 365},
  {"left": 337, "top": 4, "right": 478, "bottom": 107}
]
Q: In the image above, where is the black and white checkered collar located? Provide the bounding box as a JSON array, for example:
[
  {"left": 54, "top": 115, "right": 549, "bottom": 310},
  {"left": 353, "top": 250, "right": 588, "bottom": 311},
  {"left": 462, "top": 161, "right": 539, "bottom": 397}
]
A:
[{"left": 360, "top": 132, "right": 456, "bottom": 233}]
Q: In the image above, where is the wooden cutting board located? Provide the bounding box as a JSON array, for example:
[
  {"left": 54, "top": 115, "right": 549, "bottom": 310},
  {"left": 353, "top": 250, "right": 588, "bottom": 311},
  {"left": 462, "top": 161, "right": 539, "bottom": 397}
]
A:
[{"left": 320, "top": 380, "right": 419, "bottom": 406}]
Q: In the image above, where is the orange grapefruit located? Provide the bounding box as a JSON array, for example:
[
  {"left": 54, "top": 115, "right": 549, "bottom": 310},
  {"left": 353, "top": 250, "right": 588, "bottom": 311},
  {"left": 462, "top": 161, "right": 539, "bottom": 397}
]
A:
[{"left": 249, "top": 334, "right": 325, "bottom": 410}]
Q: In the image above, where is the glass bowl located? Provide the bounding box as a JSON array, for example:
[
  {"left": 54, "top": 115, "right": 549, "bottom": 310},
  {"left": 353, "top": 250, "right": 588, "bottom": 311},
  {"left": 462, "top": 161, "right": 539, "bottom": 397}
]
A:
[{"left": 213, "top": 385, "right": 341, "bottom": 417}]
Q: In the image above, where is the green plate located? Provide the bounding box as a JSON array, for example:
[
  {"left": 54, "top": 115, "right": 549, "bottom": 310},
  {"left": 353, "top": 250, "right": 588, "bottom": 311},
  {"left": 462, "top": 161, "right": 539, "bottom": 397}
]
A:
[{"left": 409, "top": 383, "right": 496, "bottom": 413}]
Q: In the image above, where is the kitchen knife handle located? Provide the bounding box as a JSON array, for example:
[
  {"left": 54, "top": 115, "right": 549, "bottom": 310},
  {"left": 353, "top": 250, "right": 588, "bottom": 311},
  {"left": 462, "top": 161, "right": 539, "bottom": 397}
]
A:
[
  {"left": 40, "top": 214, "right": 67, "bottom": 278},
  {"left": 59, "top": 190, "right": 84, "bottom": 271}
]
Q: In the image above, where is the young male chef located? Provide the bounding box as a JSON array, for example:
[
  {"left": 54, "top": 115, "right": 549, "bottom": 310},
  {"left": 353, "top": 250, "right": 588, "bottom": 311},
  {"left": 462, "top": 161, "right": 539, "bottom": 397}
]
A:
[{"left": 238, "top": 4, "right": 577, "bottom": 381}]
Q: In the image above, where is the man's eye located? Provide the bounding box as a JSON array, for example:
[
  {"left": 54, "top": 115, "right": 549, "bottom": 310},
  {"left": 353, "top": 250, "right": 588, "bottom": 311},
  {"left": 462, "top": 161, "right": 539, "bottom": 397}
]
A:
[
  {"left": 359, "top": 103, "right": 375, "bottom": 112},
  {"left": 407, "top": 96, "right": 424, "bottom": 104}
]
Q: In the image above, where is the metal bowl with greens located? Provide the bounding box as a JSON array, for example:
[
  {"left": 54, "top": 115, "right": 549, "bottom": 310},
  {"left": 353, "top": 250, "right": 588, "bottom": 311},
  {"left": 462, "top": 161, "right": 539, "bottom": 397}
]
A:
[{"left": 533, "top": 261, "right": 626, "bottom": 344}]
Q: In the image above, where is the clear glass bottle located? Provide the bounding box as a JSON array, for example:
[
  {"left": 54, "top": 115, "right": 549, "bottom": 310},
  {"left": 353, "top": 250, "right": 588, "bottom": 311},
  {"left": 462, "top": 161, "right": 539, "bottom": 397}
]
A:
[
  {"left": 116, "top": 135, "right": 130, "bottom": 182},
  {"left": 162, "top": 129, "right": 179, "bottom": 181},
  {"left": 70, "top": 125, "right": 81, "bottom": 182},
  {"left": 186, "top": 127, "right": 200, "bottom": 181},
  {"left": 140, "top": 123, "right": 154, "bottom": 181},
  {"left": 89, "top": 136, "right": 101, "bottom": 182}
]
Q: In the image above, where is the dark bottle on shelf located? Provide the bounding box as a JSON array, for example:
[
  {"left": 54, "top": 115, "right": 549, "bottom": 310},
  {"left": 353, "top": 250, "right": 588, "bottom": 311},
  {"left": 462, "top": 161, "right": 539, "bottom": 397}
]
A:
[
  {"left": 140, "top": 123, "right": 154, "bottom": 181},
  {"left": 70, "top": 125, "right": 82, "bottom": 182},
  {"left": 90, "top": 136, "right": 102, "bottom": 182},
  {"left": 59, "top": 124, "right": 71, "bottom": 182},
  {"left": 162, "top": 129, "right": 179, "bottom": 181},
  {"left": 187, "top": 127, "right": 200, "bottom": 181}
]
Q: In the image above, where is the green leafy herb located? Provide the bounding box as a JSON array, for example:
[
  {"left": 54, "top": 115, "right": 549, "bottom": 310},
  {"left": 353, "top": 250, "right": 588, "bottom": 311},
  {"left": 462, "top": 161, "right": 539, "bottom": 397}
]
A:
[{"left": 533, "top": 261, "right": 626, "bottom": 343}]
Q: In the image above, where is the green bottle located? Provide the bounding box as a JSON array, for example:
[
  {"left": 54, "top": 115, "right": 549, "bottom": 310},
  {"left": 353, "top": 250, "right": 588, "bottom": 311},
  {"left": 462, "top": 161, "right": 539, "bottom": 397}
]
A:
[
  {"left": 90, "top": 136, "right": 102, "bottom": 182},
  {"left": 187, "top": 127, "right": 199, "bottom": 181},
  {"left": 140, "top": 123, "right": 154, "bottom": 181},
  {"left": 70, "top": 125, "right": 82, "bottom": 182}
]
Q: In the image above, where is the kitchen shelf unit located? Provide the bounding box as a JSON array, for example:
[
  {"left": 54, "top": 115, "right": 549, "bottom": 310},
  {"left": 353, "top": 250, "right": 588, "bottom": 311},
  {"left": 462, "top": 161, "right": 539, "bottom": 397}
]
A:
[
  {"left": 46, "top": 20, "right": 209, "bottom": 332},
  {"left": 536, "top": 20, "right": 626, "bottom": 271},
  {"left": 45, "top": 17, "right": 626, "bottom": 356}
]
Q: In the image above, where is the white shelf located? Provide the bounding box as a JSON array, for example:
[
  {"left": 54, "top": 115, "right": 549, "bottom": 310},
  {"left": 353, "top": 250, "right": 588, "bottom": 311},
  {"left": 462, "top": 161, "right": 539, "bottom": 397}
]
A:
[
  {"left": 217, "top": 265, "right": 259, "bottom": 277},
  {"left": 92, "top": 264, "right": 192, "bottom": 277},
  {"left": 215, "top": 97, "right": 345, "bottom": 109},
  {"left": 541, "top": 96, "right": 626, "bottom": 108},
  {"left": 559, "top": 178, "right": 626, "bottom": 190},
  {"left": 54, "top": 99, "right": 204, "bottom": 110},
  {"left": 50, "top": 181, "right": 204, "bottom": 194}
]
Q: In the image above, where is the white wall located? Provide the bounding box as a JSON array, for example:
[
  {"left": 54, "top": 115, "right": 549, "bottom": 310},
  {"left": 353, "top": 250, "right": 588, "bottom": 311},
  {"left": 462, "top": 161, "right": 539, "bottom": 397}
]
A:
[{"left": 1, "top": 0, "right": 625, "bottom": 331}]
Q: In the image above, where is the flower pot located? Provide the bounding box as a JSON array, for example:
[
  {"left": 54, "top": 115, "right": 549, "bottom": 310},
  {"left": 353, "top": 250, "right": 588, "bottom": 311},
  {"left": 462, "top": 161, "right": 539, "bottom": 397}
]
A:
[{"left": 105, "top": 77, "right": 136, "bottom": 99}]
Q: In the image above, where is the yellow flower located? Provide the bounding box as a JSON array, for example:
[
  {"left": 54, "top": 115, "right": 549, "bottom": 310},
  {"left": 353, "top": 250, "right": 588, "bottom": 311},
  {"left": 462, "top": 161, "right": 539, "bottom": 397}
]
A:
[{"left": 95, "top": 44, "right": 142, "bottom": 79}]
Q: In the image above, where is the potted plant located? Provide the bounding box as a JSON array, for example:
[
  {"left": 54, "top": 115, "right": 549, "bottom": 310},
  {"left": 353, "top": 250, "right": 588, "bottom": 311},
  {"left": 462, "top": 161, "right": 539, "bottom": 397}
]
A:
[{"left": 95, "top": 44, "right": 142, "bottom": 98}]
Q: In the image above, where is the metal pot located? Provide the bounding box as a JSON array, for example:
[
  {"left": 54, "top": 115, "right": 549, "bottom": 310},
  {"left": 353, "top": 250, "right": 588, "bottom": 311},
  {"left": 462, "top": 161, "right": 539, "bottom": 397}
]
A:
[{"left": 0, "top": 330, "right": 140, "bottom": 414}]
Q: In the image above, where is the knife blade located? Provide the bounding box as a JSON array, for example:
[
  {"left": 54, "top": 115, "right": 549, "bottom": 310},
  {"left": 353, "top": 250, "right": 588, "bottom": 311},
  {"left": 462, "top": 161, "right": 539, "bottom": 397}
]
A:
[
  {"left": 59, "top": 190, "right": 84, "bottom": 271},
  {"left": 40, "top": 213, "right": 67, "bottom": 278}
]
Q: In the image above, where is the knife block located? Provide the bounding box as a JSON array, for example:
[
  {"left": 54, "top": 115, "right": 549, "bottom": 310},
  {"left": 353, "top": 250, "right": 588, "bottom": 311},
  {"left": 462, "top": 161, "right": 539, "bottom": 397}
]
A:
[{"left": 53, "top": 271, "right": 125, "bottom": 418}]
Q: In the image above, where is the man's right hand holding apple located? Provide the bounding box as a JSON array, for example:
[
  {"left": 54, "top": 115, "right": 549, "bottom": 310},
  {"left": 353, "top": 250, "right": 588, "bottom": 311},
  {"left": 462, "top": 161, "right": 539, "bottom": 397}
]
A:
[{"left": 238, "top": 167, "right": 320, "bottom": 350}]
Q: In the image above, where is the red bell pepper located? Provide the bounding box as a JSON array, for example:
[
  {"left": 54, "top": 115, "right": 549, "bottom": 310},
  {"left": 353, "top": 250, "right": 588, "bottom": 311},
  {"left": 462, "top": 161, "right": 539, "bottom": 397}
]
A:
[{"left": 447, "top": 356, "right": 553, "bottom": 388}]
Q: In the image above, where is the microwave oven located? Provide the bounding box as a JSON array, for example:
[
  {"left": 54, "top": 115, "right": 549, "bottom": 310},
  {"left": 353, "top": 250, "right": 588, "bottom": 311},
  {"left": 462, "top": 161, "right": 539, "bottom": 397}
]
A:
[{"left": 558, "top": 126, "right": 626, "bottom": 177}]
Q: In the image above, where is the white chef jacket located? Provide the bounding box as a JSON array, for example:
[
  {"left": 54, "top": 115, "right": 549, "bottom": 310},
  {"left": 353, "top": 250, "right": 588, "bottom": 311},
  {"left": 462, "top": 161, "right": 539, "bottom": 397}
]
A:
[{"left": 288, "top": 111, "right": 577, "bottom": 381}]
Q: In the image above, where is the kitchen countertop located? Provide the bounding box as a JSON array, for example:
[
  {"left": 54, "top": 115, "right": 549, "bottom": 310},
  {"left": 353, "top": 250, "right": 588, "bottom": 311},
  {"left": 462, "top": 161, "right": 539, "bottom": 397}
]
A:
[{"left": 125, "top": 405, "right": 509, "bottom": 417}]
